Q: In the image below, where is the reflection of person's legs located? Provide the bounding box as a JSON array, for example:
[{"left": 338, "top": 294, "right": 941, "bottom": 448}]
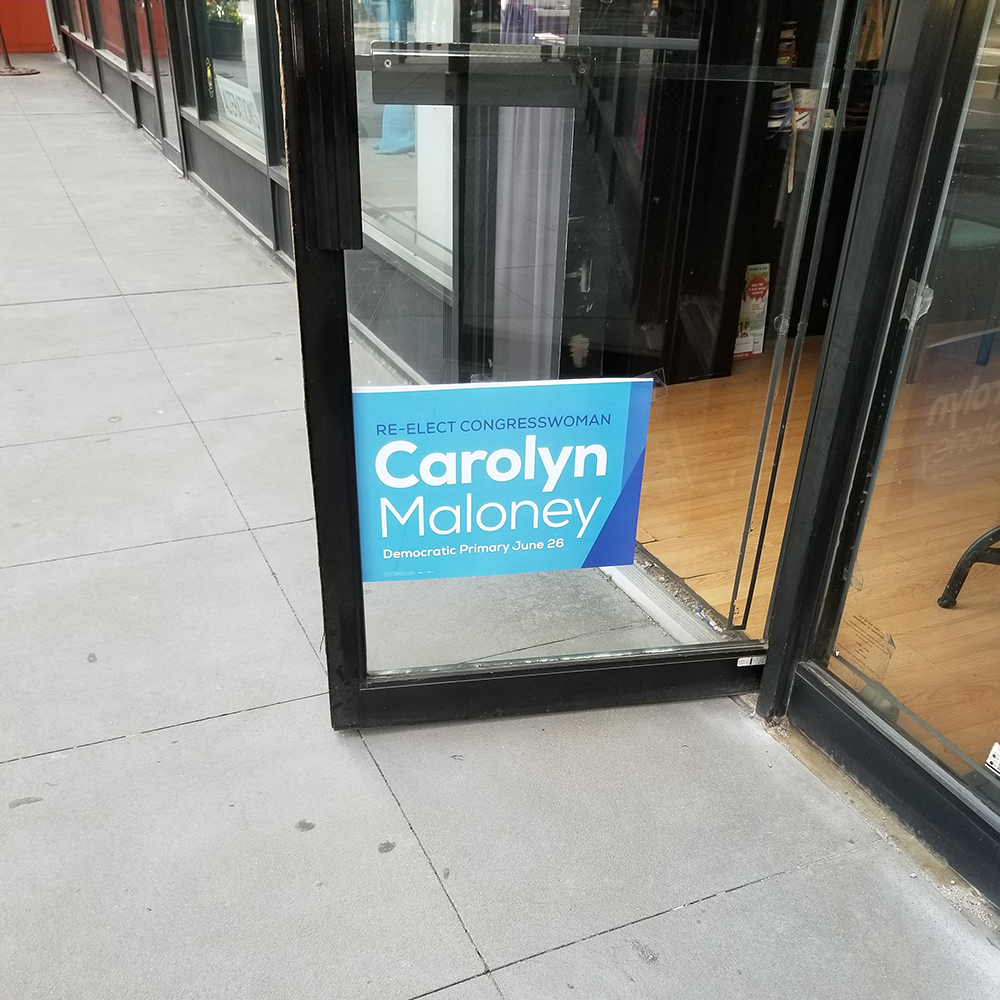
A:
[
  {"left": 373, "top": 105, "right": 415, "bottom": 154},
  {"left": 371, "top": 0, "right": 415, "bottom": 153}
]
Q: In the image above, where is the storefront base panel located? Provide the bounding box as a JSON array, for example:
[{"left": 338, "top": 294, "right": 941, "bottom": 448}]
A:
[
  {"left": 273, "top": 178, "right": 293, "bottom": 258},
  {"left": 134, "top": 82, "right": 159, "bottom": 140},
  {"left": 96, "top": 54, "right": 133, "bottom": 123},
  {"left": 72, "top": 39, "right": 100, "bottom": 89},
  {"left": 788, "top": 664, "right": 1000, "bottom": 909},
  {"left": 163, "top": 140, "right": 182, "bottom": 171},
  {"left": 181, "top": 119, "right": 274, "bottom": 246}
]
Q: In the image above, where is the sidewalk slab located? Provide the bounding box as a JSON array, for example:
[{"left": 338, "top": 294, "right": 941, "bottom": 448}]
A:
[
  {"left": 253, "top": 519, "right": 325, "bottom": 650},
  {"left": 430, "top": 978, "right": 504, "bottom": 999},
  {"left": 125, "top": 283, "right": 300, "bottom": 348},
  {"left": 0, "top": 254, "right": 118, "bottom": 304},
  {"left": 197, "top": 410, "right": 315, "bottom": 529},
  {"left": 363, "top": 700, "right": 878, "bottom": 967},
  {"left": 101, "top": 245, "right": 290, "bottom": 295},
  {"left": 0, "top": 349, "right": 186, "bottom": 446},
  {"left": 1, "top": 532, "right": 322, "bottom": 760},
  {"left": 1, "top": 423, "right": 245, "bottom": 567},
  {"left": 0, "top": 296, "right": 146, "bottom": 364},
  {"left": 1, "top": 697, "right": 484, "bottom": 1000},
  {"left": 490, "top": 843, "right": 1000, "bottom": 1000},
  {"left": 86, "top": 210, "right": 253, "bottom": 255},
  {"left": 0, "top": 220, "right": 99, "bottom": 264},
  {"left": 155, "top": 333, "right": 304, "bottom": 421}
]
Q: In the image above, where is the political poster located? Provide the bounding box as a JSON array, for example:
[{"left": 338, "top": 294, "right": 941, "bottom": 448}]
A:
[{"left": 352, "top": 378, "right": 653, "bottom": 582}]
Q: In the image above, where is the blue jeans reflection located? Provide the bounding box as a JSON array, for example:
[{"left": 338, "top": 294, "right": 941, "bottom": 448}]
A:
[{"left": 364, "top": 0, "right": 415, "bottom": 154}]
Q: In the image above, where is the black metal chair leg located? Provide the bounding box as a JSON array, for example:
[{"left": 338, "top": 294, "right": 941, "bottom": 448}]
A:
[
  {"left": 977, "top": 331, "right": 995, "bottom": 366},
  {"left": 938, "top": 525, "right": 1000, "bottom": 607}
]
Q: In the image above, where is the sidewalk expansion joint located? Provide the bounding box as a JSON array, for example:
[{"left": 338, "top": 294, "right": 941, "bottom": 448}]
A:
[
  {"left": 405, "top": 971, "right": 506, "bottom": 1000},
  {"left": 0, "top": 526, "right": 257, "bottom": 571},
  {"left": 359, "top": 730, "right": 492, "bottom": 976},
  {"left": 482, "top": 842, "right": 874, "bottom": 977},
  {"left": 0, "top": 691, "right": 328, "bottom": 766}
]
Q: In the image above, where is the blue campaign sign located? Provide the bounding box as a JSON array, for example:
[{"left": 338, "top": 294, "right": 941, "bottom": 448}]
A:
[{"left": 352, "top": 378, "right": 653, "bottom": 582}]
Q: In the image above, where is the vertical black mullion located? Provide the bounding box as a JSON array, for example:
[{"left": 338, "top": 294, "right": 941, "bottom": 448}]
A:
[
  {"left": 274, "top": 0, "right": 367, "bottom": 727},
  {"left": 186, "top": 0, "right": 212, "bottom": 119},
  {"left": 455, "top": 105, "right": 498, "bottom": 383},
  {"left": 757, "top": 0, "right": 974, "bottom": 720},
  {"left": 159, "top": 0, "right": 189, "bottom": 159},
  {"left": 168, "top": 0, "right": 197, "bottom": 112},
  {"left": 87, "top": 0, "right": 103, "bottom": 48},
  {"left": 255, "top": 0, "right": 284, "bottom": 168}
]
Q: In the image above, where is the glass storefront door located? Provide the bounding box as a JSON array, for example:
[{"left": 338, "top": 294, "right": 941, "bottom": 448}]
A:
[
  {"left": 818, "top": 3, "right": 1000, "bottom": 812},
  {"left": 276, "top": 0, "right": 881, "bottom": 726}
]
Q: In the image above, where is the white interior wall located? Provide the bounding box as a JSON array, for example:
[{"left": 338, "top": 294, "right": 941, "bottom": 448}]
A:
[{"left": 414, "top": 0, "right": 454, "bottom": 274}]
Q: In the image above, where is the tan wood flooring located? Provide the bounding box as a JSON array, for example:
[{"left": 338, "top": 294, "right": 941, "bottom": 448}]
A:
[
  {"left": 637, "top": 334, "right": 1000, "bottom": 775},
  {"left": 637, "top": 337, "right": 820, "bottom": 639}
]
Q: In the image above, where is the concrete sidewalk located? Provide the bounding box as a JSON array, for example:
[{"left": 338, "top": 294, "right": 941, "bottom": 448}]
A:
[{"left": 3, "top": 56, "right": 1000, "bottom": 999}]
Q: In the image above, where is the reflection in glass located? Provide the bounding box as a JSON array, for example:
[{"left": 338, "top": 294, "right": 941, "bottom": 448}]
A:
[
  {"left": 60, "top": 0, "right": 79, "bottom": 33},
  {"left": 98, "top": 0, "right": 128, "bottom": 60},
  {"left": 201, "top": 0, "right": 266, "bottom": 151},
  {"left": 147, "top": 0, "right": 178, "bottom": 146},
  {"left": 136, "top": 0, "right": 154, "bottom": 75},
  {"left": 71, "top": 0, "right": 93, "bottom": 39},
  {"left": 354, "top": 0, "right": 450, "bottom": 287},
  {"left": 826, "top": 15, "right": 1000, "bottom": 810}
]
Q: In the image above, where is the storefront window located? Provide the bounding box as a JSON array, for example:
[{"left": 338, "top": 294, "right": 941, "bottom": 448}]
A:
[
  {"left": 135, "top": 0, "right": 155, "bottom": 75},
  {"left": 73, "top": 0, "right": 93, "bottom": 40},
  {"left": 824, "top": 14, "right": 1000, "bottom": 809},
  {"left": 97, "top": 0, "right": 129, "bottom": 61},
  {"left": 148, "top": 0, "right": 178, "bottom": 146},
  {"left": 198, "top": 0, "right": 266, "bottom": 151},
  {"left": 57, "top": 0, "right": 79, "bottom": 33}
]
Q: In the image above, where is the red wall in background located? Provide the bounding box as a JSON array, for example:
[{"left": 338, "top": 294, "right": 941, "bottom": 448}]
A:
[{"left": 1, "top": 1, "right": 57, "bottom": 53}]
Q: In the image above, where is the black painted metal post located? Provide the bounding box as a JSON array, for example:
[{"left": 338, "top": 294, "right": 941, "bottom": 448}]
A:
[{"left": 272, "top": 0, "right": 366, "bottom": 728}]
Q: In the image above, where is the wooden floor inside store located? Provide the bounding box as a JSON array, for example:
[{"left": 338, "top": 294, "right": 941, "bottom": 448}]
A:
[
  {"left": 637, "top": 337, "right": 821, "bottom": 639},
  {"left": 831, "top": 336, "right": 1000, "bottom": 773},
  {"left": 637, "top": 333, "right": 1000, "bottom": 774}
]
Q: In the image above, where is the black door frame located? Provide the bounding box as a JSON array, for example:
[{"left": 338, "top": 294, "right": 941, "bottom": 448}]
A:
[{"left": 274, "top": 0, "right": 782, "bottom": 729}]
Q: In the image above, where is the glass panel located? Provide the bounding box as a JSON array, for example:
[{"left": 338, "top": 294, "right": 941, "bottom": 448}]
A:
[
  {"left": 824, "top": 10, "right": 1000, "bottom": 809},
  {"left": 347, "top": 0, "right": 870, "bottom": 677},
  {"left": 135, "top": 0, "right": 155, "bottom": 75},
  {"left": 148, "top": 0, "right": 179, "bottom": 146},
  {"left": 73, "top": 0, "right": 94, "bottom": 40},
  {"left": 198, "top": 0, "right": 266, "bottom": 151},
  {"left": 59, "top": 0, "right": 79, "bottom": 32},
  {"left": 97, "top": 0, "right": 128, "bottom": 60}
]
